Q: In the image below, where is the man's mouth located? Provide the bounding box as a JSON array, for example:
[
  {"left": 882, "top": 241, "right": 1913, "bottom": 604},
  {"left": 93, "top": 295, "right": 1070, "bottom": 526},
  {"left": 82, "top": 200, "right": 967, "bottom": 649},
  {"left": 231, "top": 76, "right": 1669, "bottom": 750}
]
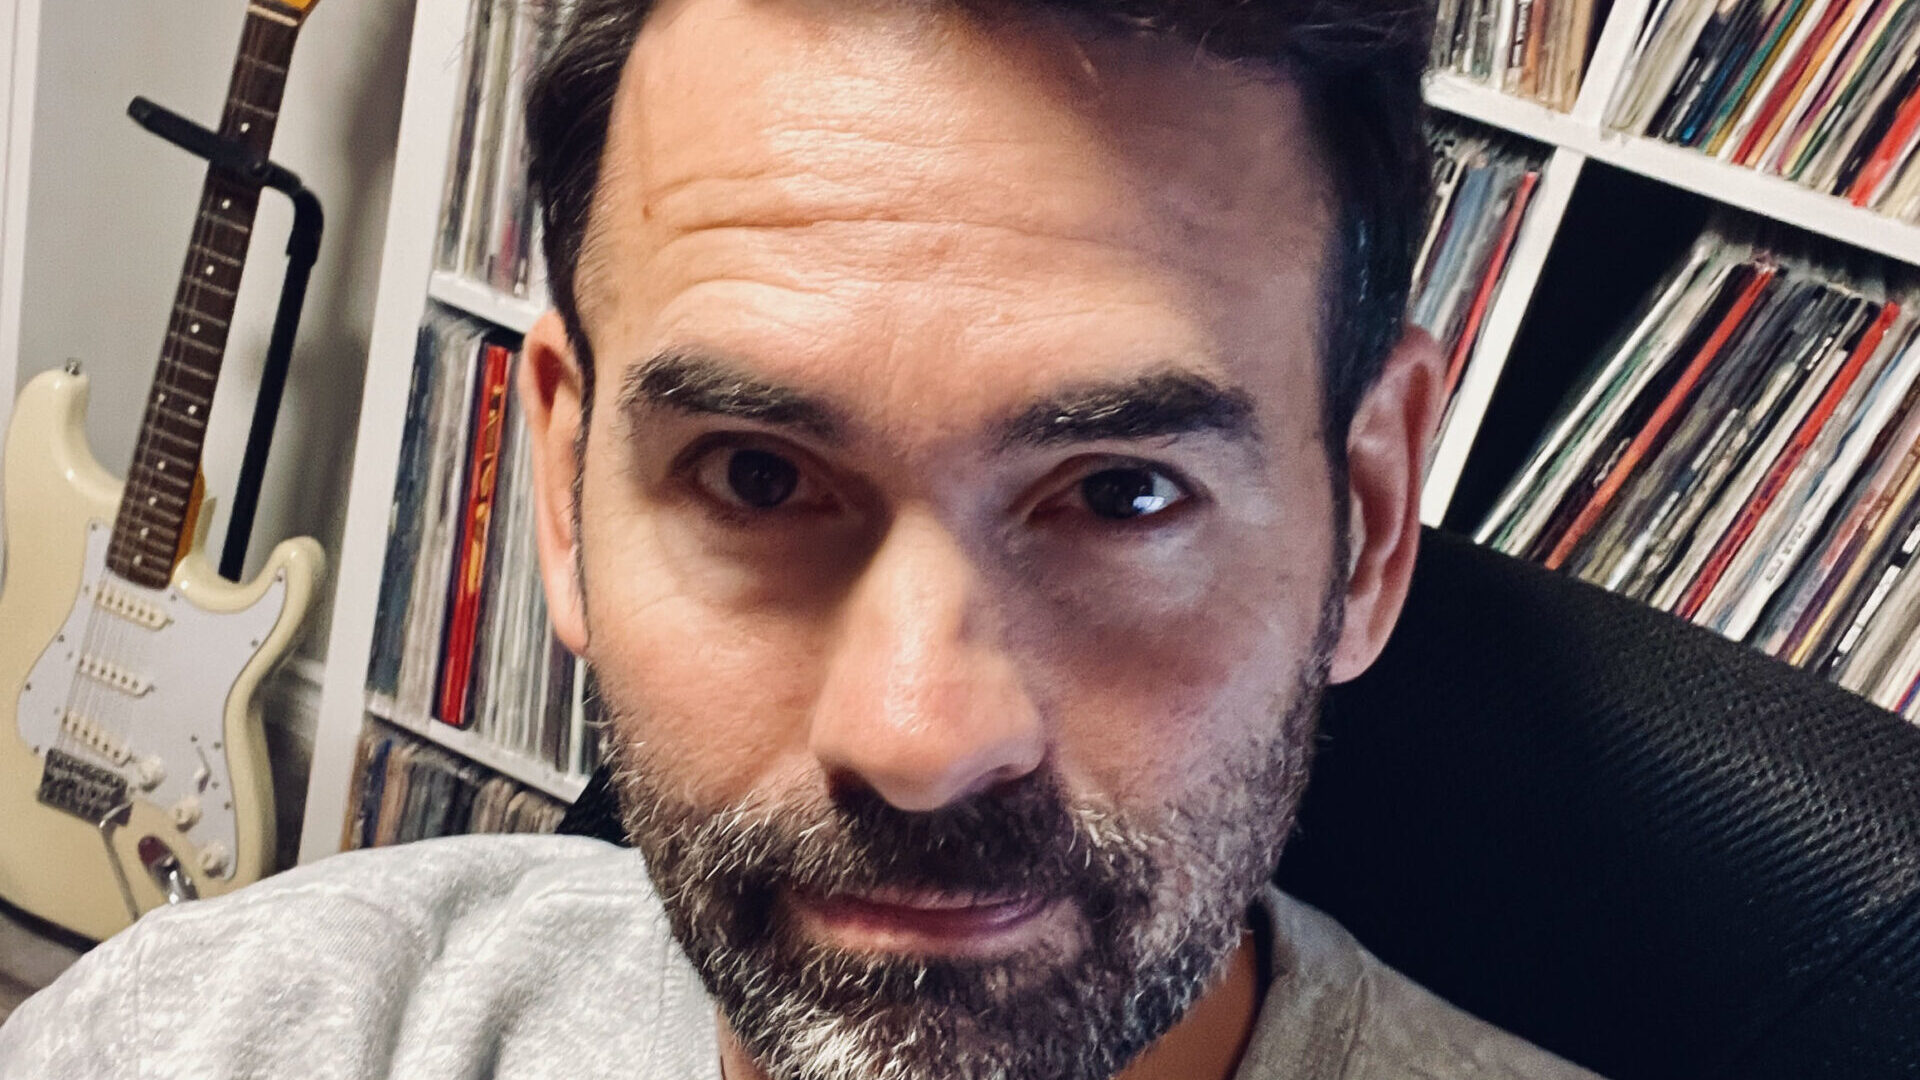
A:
[{"left": 787, "top": 886, "right": 1056, "bottom": 955}]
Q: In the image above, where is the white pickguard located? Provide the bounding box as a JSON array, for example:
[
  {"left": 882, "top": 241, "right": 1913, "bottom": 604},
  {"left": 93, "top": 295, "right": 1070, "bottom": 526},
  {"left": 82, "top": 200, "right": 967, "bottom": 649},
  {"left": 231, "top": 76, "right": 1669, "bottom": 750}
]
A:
[{"left": 17, "top": 521, "right": 287, "bottom": 879}]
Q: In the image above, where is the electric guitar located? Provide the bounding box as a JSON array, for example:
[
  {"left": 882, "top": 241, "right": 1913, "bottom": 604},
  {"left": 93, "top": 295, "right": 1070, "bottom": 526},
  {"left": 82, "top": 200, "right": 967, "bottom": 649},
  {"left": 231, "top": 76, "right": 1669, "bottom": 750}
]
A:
[{"left": 0, "top": 0, "right": 325, "bottom": 942}]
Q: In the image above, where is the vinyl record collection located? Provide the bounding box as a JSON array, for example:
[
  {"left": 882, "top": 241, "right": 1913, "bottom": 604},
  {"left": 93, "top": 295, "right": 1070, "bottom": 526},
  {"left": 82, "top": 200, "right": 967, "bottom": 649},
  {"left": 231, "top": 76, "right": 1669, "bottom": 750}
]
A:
[
  {"left": 436, "top": 0, "right": 555, "bottom": 296},
  {"left": 1606, "top": 0, "right": 1920, "bottom": 219},
  {"left": 1431, "top": 0, "right": 1606, "bottom": 108},
  {"left": 365, "top": 307, "right": 602, "bottom": 776},
  {"left": 340, "top": 724, "right": 570, "bottom": 851},
  {"left": 1415, "top": 126, "right": 1548, "bottom": 410},
  {"left": 1479, "top": 222, "right": 1920, "bottom": 717}
]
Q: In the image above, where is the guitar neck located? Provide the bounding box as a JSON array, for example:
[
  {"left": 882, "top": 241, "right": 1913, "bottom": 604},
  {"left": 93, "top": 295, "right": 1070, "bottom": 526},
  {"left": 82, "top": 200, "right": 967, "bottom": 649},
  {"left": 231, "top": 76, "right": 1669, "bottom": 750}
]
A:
[{"left": 107, "top": 3, "right": 305, "bottom": 589}]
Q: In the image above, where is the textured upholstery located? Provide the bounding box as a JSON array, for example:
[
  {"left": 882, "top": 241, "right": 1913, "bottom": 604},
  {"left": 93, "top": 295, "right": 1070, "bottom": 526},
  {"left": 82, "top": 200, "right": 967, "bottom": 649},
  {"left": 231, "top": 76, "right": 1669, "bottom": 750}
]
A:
[{"left": 558, "top": 528, "right": 1920, "bottom": 1079}]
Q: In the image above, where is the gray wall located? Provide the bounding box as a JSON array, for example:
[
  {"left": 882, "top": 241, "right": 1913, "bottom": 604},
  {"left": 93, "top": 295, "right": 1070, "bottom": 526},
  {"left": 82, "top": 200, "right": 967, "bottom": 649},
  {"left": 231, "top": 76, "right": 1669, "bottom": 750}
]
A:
[{"left": 14, "top": 0, "right": 417, "bottom": 664}]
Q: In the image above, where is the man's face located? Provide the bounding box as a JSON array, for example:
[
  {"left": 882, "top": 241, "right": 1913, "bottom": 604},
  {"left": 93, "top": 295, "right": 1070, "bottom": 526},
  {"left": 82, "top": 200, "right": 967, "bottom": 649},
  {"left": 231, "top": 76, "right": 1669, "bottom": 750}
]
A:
[{"left": 520, "top": 1, "right": 1437, "bottom": 1077}]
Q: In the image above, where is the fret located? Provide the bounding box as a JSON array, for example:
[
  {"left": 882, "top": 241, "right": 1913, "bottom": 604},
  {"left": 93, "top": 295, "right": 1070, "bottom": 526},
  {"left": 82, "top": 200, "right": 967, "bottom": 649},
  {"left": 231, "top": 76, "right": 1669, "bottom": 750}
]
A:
[
  {"left": 189, "top": 244, "right": 243, "bottom": 268},
  {"left": 125, "top": 523, "right": 177, "bottom": 548},
  {"left": 117, "top": 500, "right": 182, "bottom": 531},
  {"left": 238, "top": 54, "right": 288, "bottom": 77},
  {"left": 182, "top": 279, "right": 238, "bottom": 300},
  {"left": 153, "top": 367, "right": 214, "bottom": 405},
  {"left": 137, "top": 442, "right": 199, "bottom": 471},
  {"left": 147, "top": 396, "right": 208, "bottom": 426},
  {"left": 167, "top": 330, "right": 224, "bottom": 357},
  {"left": 125, "top": 485, "right": 187, "bottom": 510},
  {"left": 120, "top": 539, "right": 180, "bottom": 566},
  {"left": 145, "top": 412, "right": 208, "bottom": 442},
  {"left": 133, "top": 459, "right": 195, "bottom": 491},
  {"left": 144, "top": 425, "right": 201, "bottom": 453},
  {"left": 180, "top": 306, "right": 232, "bottom": 328},
  {"left": 203, "top": 216, "right": 253, "bottom": 238}
]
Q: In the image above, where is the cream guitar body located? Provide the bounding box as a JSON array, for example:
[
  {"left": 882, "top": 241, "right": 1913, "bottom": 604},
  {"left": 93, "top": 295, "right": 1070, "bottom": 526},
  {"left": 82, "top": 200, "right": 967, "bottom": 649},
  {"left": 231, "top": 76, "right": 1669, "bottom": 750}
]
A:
[{"left": 0, "top": 367, "right": 323, "bottom": 941}]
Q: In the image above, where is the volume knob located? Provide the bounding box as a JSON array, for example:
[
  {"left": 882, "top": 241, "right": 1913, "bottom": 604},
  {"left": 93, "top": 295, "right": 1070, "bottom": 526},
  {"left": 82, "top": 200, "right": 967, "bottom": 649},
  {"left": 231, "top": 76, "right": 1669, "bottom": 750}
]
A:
[
  {"left": 170, "top": 794, "right": 201, "bottom": 829},
  {"left": 135, "top": 756, "right": 166, "bottom": 790},
  {"left": 198, "top": 842, "right": 231, "bottom": 877}
]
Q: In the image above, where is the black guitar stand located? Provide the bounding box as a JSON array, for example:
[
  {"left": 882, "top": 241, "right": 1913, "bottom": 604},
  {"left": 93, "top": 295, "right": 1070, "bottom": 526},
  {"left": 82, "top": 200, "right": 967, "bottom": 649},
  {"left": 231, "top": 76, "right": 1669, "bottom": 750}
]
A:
[{"left": 126, "top": 95, "right": 325, "bottom": 583}]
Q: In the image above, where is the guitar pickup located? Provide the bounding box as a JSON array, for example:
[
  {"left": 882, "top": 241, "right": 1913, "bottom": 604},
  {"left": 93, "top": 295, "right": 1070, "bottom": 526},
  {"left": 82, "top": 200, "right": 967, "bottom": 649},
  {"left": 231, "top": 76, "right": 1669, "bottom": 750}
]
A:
[
  {"left": 93, "top": 583, "right": 171, "bottom": 630},
  {"left": 59, "top": 710, "right": 133, "bottom": 766},
  {"left": 76, "top": 655, "right": 153, "bottom": 697}
]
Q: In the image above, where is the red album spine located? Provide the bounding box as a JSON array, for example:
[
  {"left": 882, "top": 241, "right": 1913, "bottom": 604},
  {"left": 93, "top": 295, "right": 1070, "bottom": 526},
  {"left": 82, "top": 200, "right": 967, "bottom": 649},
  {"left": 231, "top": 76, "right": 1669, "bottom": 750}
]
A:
[
  {"left": 1848, "top": 85, "right": 1920, "bottom": 206},
  {"left": 437, "top": 342, "right": 514, "bottom": 729}
]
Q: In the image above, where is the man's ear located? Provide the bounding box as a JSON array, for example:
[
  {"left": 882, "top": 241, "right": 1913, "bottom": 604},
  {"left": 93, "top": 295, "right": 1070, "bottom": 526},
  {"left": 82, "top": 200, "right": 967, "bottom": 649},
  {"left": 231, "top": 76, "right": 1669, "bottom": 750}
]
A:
[
  {"left": 1328, "top": 326, "right": 1446, "bottom": 684},
  {"left": 519, "top": 310, "right": 592, "bottom": 656}
]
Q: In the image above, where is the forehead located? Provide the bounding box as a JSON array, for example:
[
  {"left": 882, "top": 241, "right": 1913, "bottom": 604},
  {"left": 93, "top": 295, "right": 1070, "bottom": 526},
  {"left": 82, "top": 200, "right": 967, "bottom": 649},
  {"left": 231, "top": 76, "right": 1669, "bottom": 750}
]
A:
[{"left": 578, "top": 0, "right": 1334, "bottom": 438}]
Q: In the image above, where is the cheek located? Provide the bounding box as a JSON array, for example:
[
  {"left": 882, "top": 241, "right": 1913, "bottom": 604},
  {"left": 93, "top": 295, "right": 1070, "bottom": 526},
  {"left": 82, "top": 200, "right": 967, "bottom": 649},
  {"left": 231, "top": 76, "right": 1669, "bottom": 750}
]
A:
[
  {"left": 1009, "top": 525, "right": 1334, "bottom": 805},
  {"left": 580, "top": 462, "right": 832, "bottom": 805},
  {"left": 590, "top": 587, "right": 830, "bottom": 804}
]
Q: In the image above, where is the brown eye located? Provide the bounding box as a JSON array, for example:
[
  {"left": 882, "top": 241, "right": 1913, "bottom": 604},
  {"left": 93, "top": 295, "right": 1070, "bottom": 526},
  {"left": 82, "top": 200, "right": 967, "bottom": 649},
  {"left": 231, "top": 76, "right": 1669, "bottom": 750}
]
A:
[
  {"left": 724, "top": 449, "right": 799, "bottom": 508},
  {"left": 688, "top": 444, "right": 826, "bottom": 513},
  {"left": 1080, "top": 467, "right": 1186, "bottom": 520}
]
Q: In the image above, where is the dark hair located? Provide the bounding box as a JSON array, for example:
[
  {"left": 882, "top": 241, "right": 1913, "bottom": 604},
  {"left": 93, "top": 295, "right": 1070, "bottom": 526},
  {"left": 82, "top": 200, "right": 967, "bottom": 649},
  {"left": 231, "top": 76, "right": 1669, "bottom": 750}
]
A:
[{"left": 525, "top": 0, "right": 1433, "bottom": 452}]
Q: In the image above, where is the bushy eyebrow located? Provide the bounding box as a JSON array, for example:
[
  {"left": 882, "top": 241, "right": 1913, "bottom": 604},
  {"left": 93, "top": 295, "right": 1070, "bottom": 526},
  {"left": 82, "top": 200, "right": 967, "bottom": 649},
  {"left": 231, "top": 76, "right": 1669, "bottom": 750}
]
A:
[
  {"left": 619, "top": 353, "right": 1258, "bottom": 449},
  {"left": 996, "top": 371, "right": 1260, "bottom": 448},
  {"left": 619, "top": 351, "right": 845, "bottom": 441}
]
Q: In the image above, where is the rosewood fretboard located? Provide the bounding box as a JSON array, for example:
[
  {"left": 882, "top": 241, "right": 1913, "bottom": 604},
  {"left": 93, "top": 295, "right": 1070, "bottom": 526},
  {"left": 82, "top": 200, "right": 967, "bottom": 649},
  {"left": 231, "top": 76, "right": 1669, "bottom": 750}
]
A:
[{"left": 106, "top": 4, "right": 304, "bottom": 589}]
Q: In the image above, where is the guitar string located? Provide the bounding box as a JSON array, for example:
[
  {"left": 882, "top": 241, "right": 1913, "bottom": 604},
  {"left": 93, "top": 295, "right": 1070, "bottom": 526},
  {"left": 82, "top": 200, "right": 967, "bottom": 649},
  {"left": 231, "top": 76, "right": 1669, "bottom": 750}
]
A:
[{"left": 56, "top": 11, "right": 282, "bottom": 842}]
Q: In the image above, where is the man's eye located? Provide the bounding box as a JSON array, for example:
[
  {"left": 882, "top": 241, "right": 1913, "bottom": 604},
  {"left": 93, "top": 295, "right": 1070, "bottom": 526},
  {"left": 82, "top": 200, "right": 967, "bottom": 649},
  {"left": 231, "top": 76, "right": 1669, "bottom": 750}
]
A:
[
  {"left": 692, "top": 447, "right": 809, "bottom": 510},
  {"left": 1078, "top": 467, "right": 1187, "bottom": 520}
]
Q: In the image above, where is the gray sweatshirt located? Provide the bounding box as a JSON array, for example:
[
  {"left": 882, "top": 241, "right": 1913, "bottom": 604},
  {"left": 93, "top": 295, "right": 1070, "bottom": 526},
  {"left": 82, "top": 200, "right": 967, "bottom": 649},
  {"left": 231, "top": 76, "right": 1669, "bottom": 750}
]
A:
[{"left": 0, "top": 833, "right": 1602, "bottom": 1079}]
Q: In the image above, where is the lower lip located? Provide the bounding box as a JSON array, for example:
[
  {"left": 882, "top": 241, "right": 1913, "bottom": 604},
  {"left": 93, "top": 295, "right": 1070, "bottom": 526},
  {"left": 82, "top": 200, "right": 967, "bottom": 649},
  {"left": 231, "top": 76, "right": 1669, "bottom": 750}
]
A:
[{"left": 790, "top": 891, "right": 1052, "bottom": 952}]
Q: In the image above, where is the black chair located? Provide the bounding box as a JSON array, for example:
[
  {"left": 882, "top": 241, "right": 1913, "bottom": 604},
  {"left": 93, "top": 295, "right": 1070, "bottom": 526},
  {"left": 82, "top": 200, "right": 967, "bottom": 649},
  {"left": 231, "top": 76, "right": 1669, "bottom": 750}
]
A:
[{"left": 559, "top": 529, "right": 1920, "bottom": 1079}]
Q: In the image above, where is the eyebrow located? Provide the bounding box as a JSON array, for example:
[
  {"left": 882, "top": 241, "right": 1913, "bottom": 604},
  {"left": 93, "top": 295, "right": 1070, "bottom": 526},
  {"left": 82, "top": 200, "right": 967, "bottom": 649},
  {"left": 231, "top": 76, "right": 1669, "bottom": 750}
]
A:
[
  {"left": 997, "top": 371, "right": 1259, "bottom": 449},
  {"left": 619, "top": 351, "right": 844, "bottom": 441},
  {"left": 618, "top": 353, "right": 1258, "bottom": 449}
]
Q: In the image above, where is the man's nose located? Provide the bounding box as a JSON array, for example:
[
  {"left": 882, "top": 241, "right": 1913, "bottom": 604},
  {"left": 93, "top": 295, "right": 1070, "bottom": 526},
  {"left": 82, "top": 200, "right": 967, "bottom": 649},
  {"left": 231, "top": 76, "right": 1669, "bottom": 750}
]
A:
[{"left": 808, "top": 511, "right": 1046, "bottom": 812}]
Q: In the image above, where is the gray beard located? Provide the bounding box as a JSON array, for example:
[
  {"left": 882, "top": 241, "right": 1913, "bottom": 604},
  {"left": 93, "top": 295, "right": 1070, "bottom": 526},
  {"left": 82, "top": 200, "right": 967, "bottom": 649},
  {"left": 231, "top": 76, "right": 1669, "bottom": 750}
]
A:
[{"left": 600, "top": 571, "right": 1344, "bottom": 1080}]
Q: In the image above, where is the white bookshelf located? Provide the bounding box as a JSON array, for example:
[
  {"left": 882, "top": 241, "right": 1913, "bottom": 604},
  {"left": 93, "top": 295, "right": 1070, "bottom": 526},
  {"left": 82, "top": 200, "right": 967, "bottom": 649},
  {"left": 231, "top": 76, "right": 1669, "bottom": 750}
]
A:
[
  {"left": 365, "top": 693, "right": 587, "bottom": 803},
  {"left": 427, "top": 270, "right": 545, "bottom": 335},
  {"left": 300, "top": 0, "right": 1920, "bottom": 863},
  {"left": 297, "top": 0, "right": 585, "bottom": 864},
  {"left": 1422, "top": 75, "right": 1920, "bottom": 269}
]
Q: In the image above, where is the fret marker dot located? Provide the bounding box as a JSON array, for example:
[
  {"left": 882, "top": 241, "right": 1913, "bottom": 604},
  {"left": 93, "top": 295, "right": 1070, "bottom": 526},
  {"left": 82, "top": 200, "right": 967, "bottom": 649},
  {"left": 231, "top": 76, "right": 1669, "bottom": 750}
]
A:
[
  {"left": 221, "top": 199, "right": 231, "bottom": 210},
  {"left": 187, "top": 405, "right": 198, "bottom": 416},
  {"left": 157, "top": 393, "right": 166, "bottom": 404},
  {"left": 239, "top": 122, "right": 251, "bottom": 133},
  {"left": 204, "top": 265, "right": 215, "bottom": 276},
  {"left": 133, "top": 556, "right": 142, "bottom": 566},
  {"left": 190, "top": 322, "right": 201, "bottom": 334},
  {"left": 141, "top": 528, "right": 149, "bottom": 538},
  {"left": 156, "top": 461, "right": 165, "bottom": 471},
  {"left": 148, "top": 497, "right": 157, "bottom": 506}
]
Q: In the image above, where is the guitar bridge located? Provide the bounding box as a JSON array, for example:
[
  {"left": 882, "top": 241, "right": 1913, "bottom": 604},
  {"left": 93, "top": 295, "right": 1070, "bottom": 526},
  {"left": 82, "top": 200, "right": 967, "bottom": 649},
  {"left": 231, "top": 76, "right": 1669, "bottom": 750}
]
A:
[{"left": 38, "top": 747, "right": 131, "bottom": 825}]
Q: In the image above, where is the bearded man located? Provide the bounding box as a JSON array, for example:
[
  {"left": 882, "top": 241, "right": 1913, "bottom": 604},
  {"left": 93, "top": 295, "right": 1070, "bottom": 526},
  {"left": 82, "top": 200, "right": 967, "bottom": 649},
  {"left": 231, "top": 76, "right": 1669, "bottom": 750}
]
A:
[{"left": 0, "top": 0, "right": 1606, "bottom": 1077}]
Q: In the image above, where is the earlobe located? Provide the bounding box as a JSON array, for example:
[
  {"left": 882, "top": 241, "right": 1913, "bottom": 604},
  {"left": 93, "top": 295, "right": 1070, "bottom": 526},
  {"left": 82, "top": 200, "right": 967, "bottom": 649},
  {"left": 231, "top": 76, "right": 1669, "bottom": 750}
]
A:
[
  {"left": 519, "top": 310, "right": 592, "bottom": 656},
  {"left": 1328, "top": 327, "right": 1445, "bottom": 684}
]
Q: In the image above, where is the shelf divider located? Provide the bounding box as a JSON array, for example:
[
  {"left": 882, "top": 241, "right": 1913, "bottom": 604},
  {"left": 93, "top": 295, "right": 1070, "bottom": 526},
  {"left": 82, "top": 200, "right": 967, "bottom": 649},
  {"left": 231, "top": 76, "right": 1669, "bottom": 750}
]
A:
[
  {"left": 365, "top": 693, "right": 589, "bottom": 804},
  {"left": 1424, "top": 145, "right": 1587, "bottom": 527}
]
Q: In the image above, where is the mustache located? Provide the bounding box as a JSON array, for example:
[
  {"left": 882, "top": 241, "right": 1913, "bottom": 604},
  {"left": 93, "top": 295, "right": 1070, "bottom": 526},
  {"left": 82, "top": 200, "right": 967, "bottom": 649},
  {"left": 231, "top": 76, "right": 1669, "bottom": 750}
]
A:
[{"left": 622, "top": 767, "right": 1156, "bottom": 915}]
